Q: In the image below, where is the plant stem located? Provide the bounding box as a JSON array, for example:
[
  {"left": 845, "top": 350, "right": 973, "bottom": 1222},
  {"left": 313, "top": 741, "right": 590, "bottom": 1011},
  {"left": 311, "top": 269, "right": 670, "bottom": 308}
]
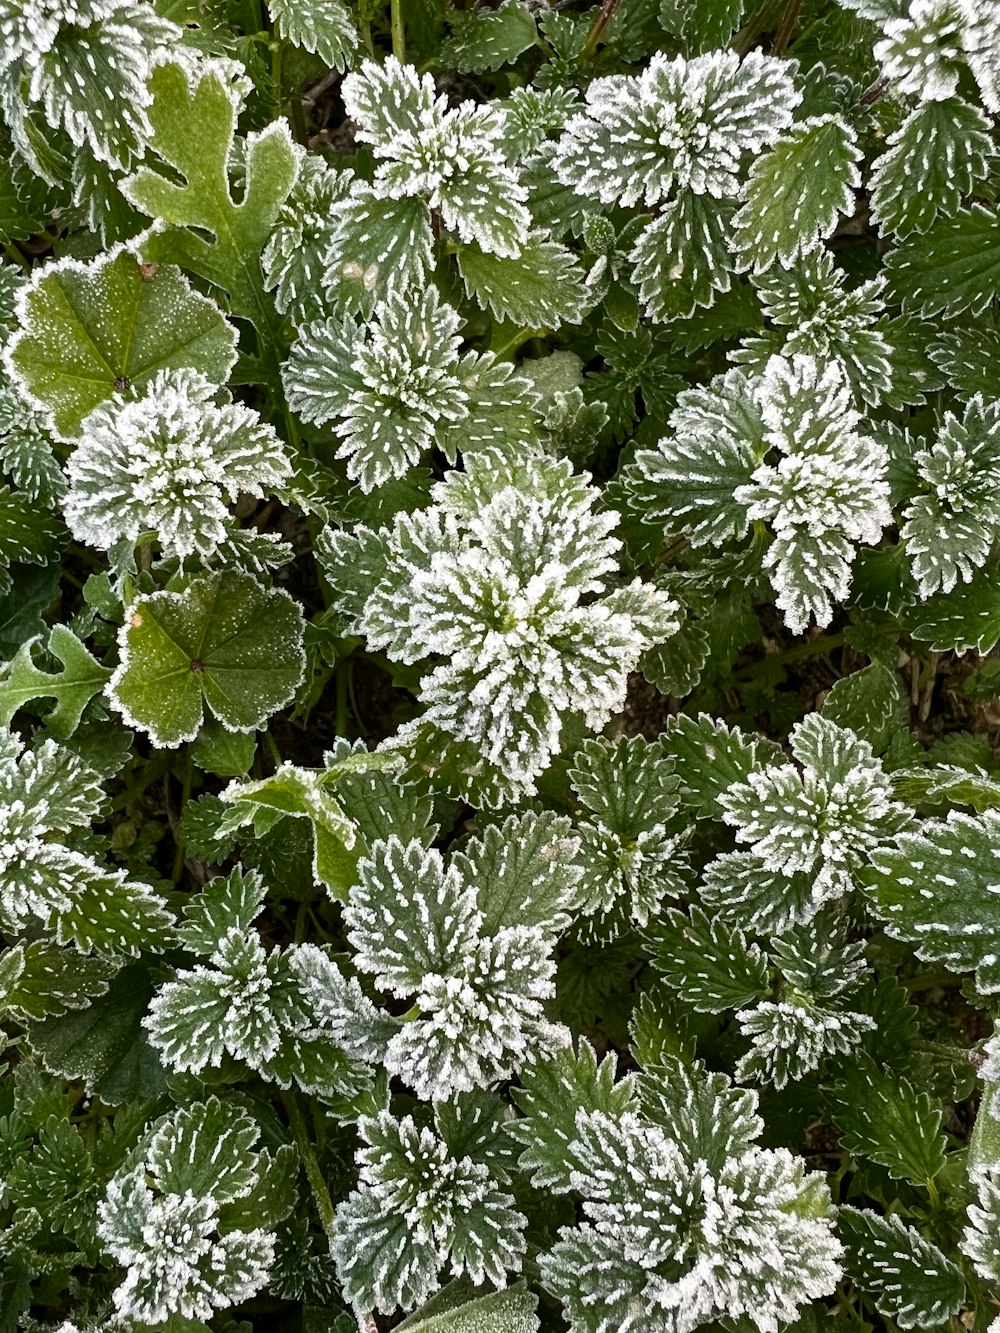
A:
[
  {"left": 335, "top": 657, "right": 349, "bottom": 736},
  {"left": 281, "top": 1088, "right": 336, "bottom": 1241},
  {"left": 263, "top": 728, "right": 283, "bottom": 771},
  {"left": 390, "top": 0, "right": 406, "bottom": 62},
  {"left": 770, "top": 0, "right": 801, "bottom": 54},
  {"left": 171, "top": 753, "right": 194, "bottom": 885},
  {"left": 580, "top": 0, "right": 622, "bottom": 61},
  {"left": 731, "top": 0, "right": 787, "bottom": 55},
  {"left": 733, "top": 632, "right": 847, "bottom": 682}
]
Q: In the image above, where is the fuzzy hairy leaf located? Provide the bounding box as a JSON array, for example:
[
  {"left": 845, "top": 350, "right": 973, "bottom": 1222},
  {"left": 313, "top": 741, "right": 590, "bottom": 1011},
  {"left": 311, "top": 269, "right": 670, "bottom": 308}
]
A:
[
  {"left": 267, "top": 0, "right": 358, "bottom": 69},
  {"left": 458, "top": 234, "right": 589, "bottom": 329},
  {"left": 442, "top": 1, "right": 537, "bottom": 72},
  {"left": 0, "top": 624, "right": 111, "bottom": 738},
  {"left": 653, "top": 906, "right": 770, "bottom": 1013},
  {"left": 824, "top": 1055, "right": 947, "bottom": 1185},
  {"left": 887, "top": 204, "right": 1000, "bottom": 319},
  {"left": 660, "top": 713, "right": 783, "bottom": 818},
  {"left": 108, "top": 571, "right": 306, "bottom": 748}
]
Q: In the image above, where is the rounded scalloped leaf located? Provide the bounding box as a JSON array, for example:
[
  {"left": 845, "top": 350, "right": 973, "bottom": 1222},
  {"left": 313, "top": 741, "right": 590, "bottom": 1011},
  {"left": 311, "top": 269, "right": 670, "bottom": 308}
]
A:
[
  {"left": 4, "top": 248, "right": 238, "bottom": 438},
  {"left": 107, "top": 571, "right": 305, "bottom": 748}
]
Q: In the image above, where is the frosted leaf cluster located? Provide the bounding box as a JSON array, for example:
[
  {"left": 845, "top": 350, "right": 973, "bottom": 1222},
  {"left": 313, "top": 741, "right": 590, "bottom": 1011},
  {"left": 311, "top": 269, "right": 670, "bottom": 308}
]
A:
[
  {"left": 331, "top": 1105, "right": 526, "bottom": 1314},
  {"left": 343, "top": 816, "right": 581, "bottom": 1099},
  {"left": 963, "top": 1168, "right": 1000, "bottom": 1329},
  {"left": 569, "top": 736, "right": 688, "bottom": 941},
  {"left": 0, "top": 726, "right": 169, "bottom": 952},
  {"left": 703, "top": 715, "right": 910, "bottom": 931},
  {"left": 98, "top": 1100, "right": 278, "bottom": 1325},
  {"left": 872, "top": 0, "right": 1000, "bottom": 112},
  {"left": 552, "top": 49, "right": 799, "bottom": 209},
  {"left": 320, "top": 449, "right": 680, "bottom": 799},
  {"left": 64, "top": 368, "right": 293, "bottom": 561},
  {"left": 0, "top": 0, "right": 178, "bottom": 175},
  {"left": 631, "top": 354, "right": 891, "bottom": 633},
  {"left": 144, "top": 868, "right": 378, "bottom": 1099},
  {"left": 538, "top": 1104, "right": 842, "bottom": 1333},
  {"left": 281, "top": 286, "right": 538, "bottom": 491},
  {"left": 901, "top": 394, "right": 1000, "bottom": 596},
  {"left": 341, "top": 55, "right": 530, "bottom": 258}
]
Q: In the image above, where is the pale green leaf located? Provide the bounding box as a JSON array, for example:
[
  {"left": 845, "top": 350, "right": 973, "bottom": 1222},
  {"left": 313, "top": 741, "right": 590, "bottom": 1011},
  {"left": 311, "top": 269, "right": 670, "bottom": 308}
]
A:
[
  {"left": 396, "top": 1280, "right": 539, "bottom": 1333},
  {"left": 122, "top": 59, "right": 300, "bottom": 328},
  {"left": 5, "top": 249, "right": 237, "bottom": 437},
  {"left": 267, "top": 0, "right": 358, "bottom": 69},
  {"left": 0, "top": 624, "right": 111, "bottom": 738},
  {"left": 108, "top": 571, "right": 306, "bottom": 748}
]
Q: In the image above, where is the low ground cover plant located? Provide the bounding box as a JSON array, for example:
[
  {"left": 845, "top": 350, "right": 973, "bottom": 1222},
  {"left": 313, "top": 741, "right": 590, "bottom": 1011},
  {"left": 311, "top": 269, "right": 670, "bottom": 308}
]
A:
[{"left": 3, "top": 0, "right": 1000, "bottom": 1330}]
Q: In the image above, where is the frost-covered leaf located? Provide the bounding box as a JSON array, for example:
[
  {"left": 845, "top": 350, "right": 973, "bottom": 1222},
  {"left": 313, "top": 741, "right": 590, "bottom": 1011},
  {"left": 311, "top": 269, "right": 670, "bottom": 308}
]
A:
[
  {"left": 146, "top": 1097, "right": 258, "bottom": 1204},
  {"left": 839, "top": 1207, "right": 965, "bottom": 1330},
  {"left": 396, "top": 1280, "right": 539, "bottom": 1333},
  {"left": 322, "top": 186, "right": 435, "bottom": 316},
  {"left": 653, "top": 906, "right": 770, "bottom": 1013},
  {"left": 0, "top": 624, "right": 111, "bottom": 738},
  {"left": 821, "top": 663, "right": 908, "bottom": 753},
  {"left": 442, "top": 0, "right": 537, "bottom": 72},
  {"left": 458, "top": 234, "right": 589, "bottom": 329},
  {"left": 825, "top": 1055, "right": 947, "bottom": 1185},
  {"left": 0, "top": 939, "right": 118, "bottom": 1023},
  {"left": 65, "top": 367, "right": 292, "bottom": 560},
  {"left": 342, "top": 56, "right": 529, "bottom": 259},
  {"left": 657, "top": 0, "right": 743, "bottom": 54},
  {"left": 630, "top": 196, "right": 735, "bottom": 322},
  {"left": 660, "top": 713, "right": 783, "bottom": 818},
  {"left": 0, "top": 0, "right": 178, "bottom": 173},
  {"left": 268, "top": 0, "right": 358, "bottom": 69},
  {"left": 864, "top": 807, "right": 1000, "bottom": 992},
  {"left": 5, "top": 250, "right": 237, "bottom": 438},
  {"left": 0, "top": 485, "right": 62, "bottom": 572},
  {"left": 734, "top": 116, "right": 861, "bottom": 270},
  {"left": 736, "top": 999, "right": 876, "bottom": 1089},
  {"left": 627, "top": 369, "right": 763, "bottom": 546},
  {"left": 123, "top": 59, "right": 300, "bottom": 326},
  {"left": 551, "top": 48, "right": 800, "bottom": 210},
  {"left": 908, "top": 556, "right": 1000, "bottom": 653},
  {"left": 870, "top": 98, "right": 994, "bottom": 238},
  {"left": 452, "top": 812, "right": 581, "bottom": 936},
  {"left": 509, "top": 1041, "right": 638, "bottom": 1190},
  {"left": 887, "top": 204, "right": 1000, "bottom": 319},
  {"left": 929, "top": 323, "right": 1000, "bottom": 400},
  {"left": 108, "top": 571, "right": 306, "bottom": 748},
  {"left": 262, "top": 158, "right": 351, "bottom": 326},
  {"left": 174, "top": 867, "right": 268, "bottom": 956}
]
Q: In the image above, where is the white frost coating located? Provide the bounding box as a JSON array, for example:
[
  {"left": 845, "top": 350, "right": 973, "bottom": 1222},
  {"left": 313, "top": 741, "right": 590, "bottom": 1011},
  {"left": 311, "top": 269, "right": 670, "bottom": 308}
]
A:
[
  {"left": 736, "top": 1000, "right": 877, "bottom": 1088},
  {"left": 551, "top": 48, "right": 801, "bottom": 209},
  {"left": 539, "top": 1110, "right": 842, "bottom": 1333},
  {"left": 64, "top": 367, "right": 292, "bottom": 560},
  {"left": 872, "top": 0, "right": 1000, "bottom": 110},
  {"left": 0, "top": 0, "right": 179, "bottom": 173},
  {"left": 322, "top": 449, "right": 680, "bottom": 799},
  {"left": 339, "top": 55, "right": 530, "bottom": 258}
]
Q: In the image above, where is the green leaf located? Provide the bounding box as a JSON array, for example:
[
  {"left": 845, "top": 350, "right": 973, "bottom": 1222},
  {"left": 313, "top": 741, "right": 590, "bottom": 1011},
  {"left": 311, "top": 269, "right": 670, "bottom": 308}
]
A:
[
  {"left": 928, "top": 324, "right": 1000, "bottom": 400},
  {"left": 0, "top": 940, "right": 119, "bottom": 1023},
  {"left": 267, "top": 0, "right": 359, "bottom": 69},
  {"left": 733, "top": 116, "right": 861, "bottom": 271},
  {"left": 639, "top": 616, "right": 710, "bottom": 695},
  {"left": 395, "top": 1280, "right": 539, "bottom": 1333},
  {"left": 508, "top": 1040, "right": 638, "bottom": 1190},
  {"left": 108, "top": 571, "right": 306, "bottom": 748},
  {"left": 651, "top": 905, "right": 770, "bottom": 1013},
  {"left": 637, "top": 1056, "right": 762, "bottom": 1171},
  {"left": 442, "top": 0, "right": 538, "bottom": 72},
  {"left": 146, "top": 1097, "right": 258, "bottom": 1203},
  {"left": 824, "top": 1055, "right": 947, "bottom": 1185},
  {"left": 839, "top": 1207, "right": 965, "bottom": 1330},
  {"left": 0, "top": 486, "right": 62, "bottom": 569},
  {"left": 887, "top": 204, "right": 1000, "bottom": 319},
  {"left": 27, "top": 964, "right": 167, "bottom": 1105},
  {"left": 907, "top": 558, "right": 1000, "bottom": 653},
  {"left": 5, "top": 250, "right": 237, "bottom": 437},
  {"left": 631, "top": 197, "right": 735, "bottom": 322},
  {"left": 452, "top": 811, "right": 581, "bottom": 935},
  {"left": 821, "top": 663, "right": 908, "bottom": 753},
  {"left": 190, "top": 718, "right": 257, "bottom": 777},
  {"left": 0, "top": 624, "right": 111, "bottom": 738},
  {"left": 870, "top": 98, "right": 995, "bottom": 239},
  {"left": 458, "top": 234, "right": 589, "bottom": 329},
  {"left": 122, "top": 59, "right": 300, "bottom": 332},
  {"left": 657, "top": 0, "right": 743, "bottom": 53},
  {"left": 660, "top": 713, "right": 783, "bottom": 818},
  {"left": 864, "top": 807, "right": 1000, "bottom": 992},
  {"left": 890, "top": 765, "right": 1000, "bottom": 813}
]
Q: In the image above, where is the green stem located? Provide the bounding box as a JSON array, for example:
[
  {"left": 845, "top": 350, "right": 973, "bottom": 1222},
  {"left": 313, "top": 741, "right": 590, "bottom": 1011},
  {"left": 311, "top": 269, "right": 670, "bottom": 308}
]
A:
[
  {"left": 731, "top": 0, "right": 786, "bottom": 54},
  {"left": 580, "top": 0, "right": 622, "bottom": 60},
  {"left": 3, "top": 242, "right": 28, "bottom": 271},
  {"left": 904, "top": 970, "right": 960, "bottom": 993},
  {"left": 733, "top": 632, "right": 847, "bottom": 682},
  {"left": 492, "top": 325, "right": 549, "bottom": 360},
  {"left": 281, "top": 1089, "right": 336, "bottom": 1240},
  {"left": 335, "top": 657, "right": 349, "bottom": 736},
  {"left": 171, "top": 753, "right": 194, "bottom": 885},
  {"left": 263, "top": 728, "right": 283, "bottom": 771},
  {"left": 390, "top": 0, "right": 406, "bottom": 62},
  {"left": 358, "top": 14, "right": 375, "bottom": 55},
  {"left": 108, "top": 754, "right": 172, "bottom": 812}
]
